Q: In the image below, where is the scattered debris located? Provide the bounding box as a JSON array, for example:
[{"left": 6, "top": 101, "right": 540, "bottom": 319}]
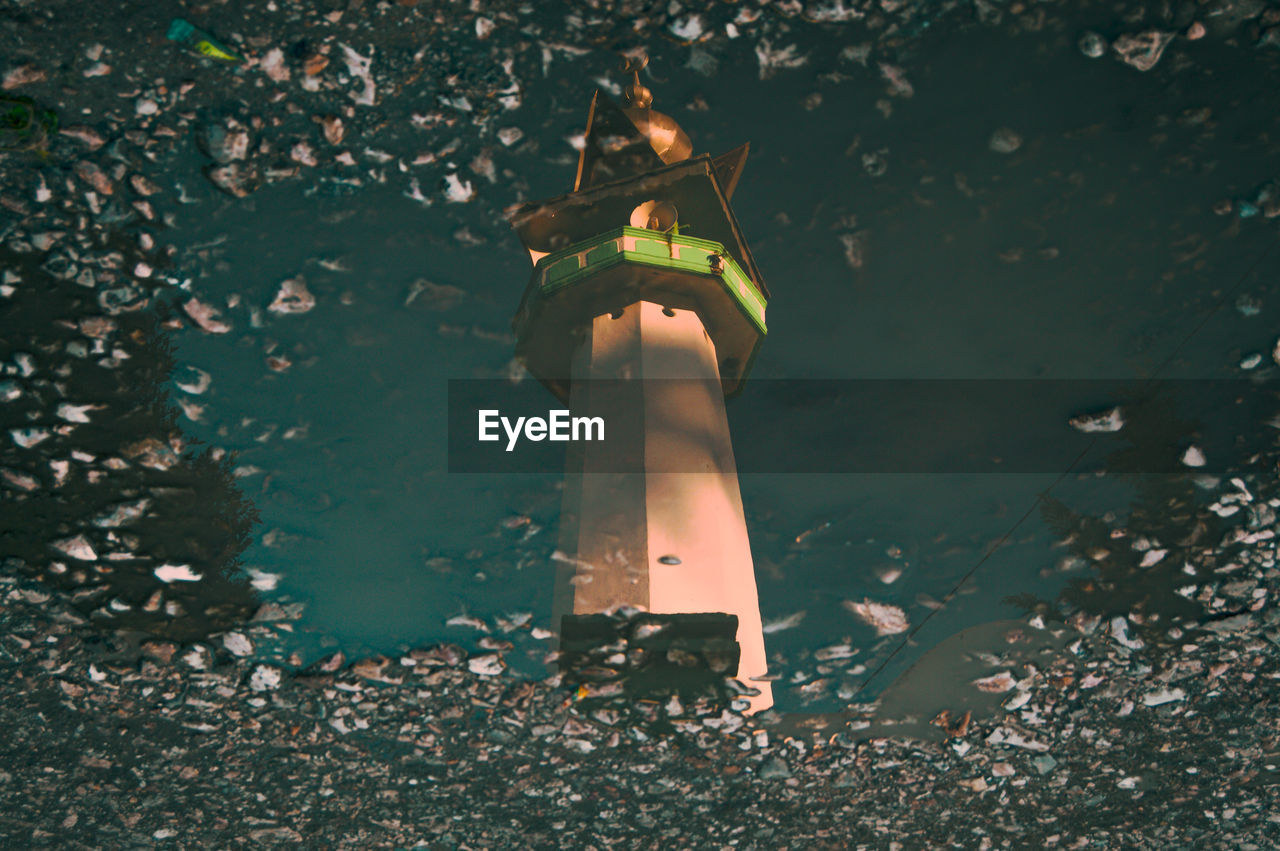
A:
[
  {"left": 339, "top": 44, "right": 376, "bottom": 106},
  {"left": 166, "top": 18, "right": 244, "bottom": 63},
  {"left": 1112, "top": 31, "right": 1175, "bottom": 72},
  {"left": 755, "top": 41, "right": 807, "bottom": 79},
  {"left": 988, "top": 127, "right": 1022, "bottom": 154},
  {"left": 183, "top": 297, "right": 232, "bottom": 333},
  {"left": 51, "top": 535, "right": 96, "bottom": 561},
  {"left": 1078, "top": 31, "right": 1108, "bottom": 58},
  {"left": 972, "top": 671, "right": 1017, "bottom": 693},
  {"left": 442, "top": 172, "right": 475, "bottom": 203},
  {"left": 267, "top": 276, "right": 316, "bottom": 315},
  {"left": 154, "top": 564, "right": 202, "bottom": 582},
  {"left": 842, "top": 599, "right": 909, "bottom": 635},
  {"left": 1069, "top": 406, "right": 1125, "bottom": 433},
  {"left": 762, "top": 610, "right": 806, "bottom": 634}
]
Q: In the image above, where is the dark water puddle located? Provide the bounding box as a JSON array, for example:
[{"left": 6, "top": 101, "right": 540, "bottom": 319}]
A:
[
  {"left": 116, "top": 9, "right": 1280, "bottom": 725},
  {"left": 3, "top": 0, "right": 1278, "bottom": 726}
]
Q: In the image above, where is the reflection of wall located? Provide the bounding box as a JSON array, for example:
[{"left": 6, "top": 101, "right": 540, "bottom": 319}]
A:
[
  {"left": 0, "top": 241, "right": 259, "bottom": 642},
  {"left": 873, "top": 618, "right": 1068, "bottom": 737}
]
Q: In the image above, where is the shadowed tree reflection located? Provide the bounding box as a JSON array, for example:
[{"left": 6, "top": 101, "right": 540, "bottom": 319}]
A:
[
  {"left": 0, "top": 239, "right": 260, "bottom": 642},
  {"left": 1012, "top": 385, "right": 1238, "bottom": 647}
]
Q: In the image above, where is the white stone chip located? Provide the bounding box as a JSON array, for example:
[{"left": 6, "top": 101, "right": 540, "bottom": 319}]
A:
[
  {"left": 468, "top": 654, "right": 504, "bottom": 676},
  {"left": 443, "top": 172, "right": 475, "bottom": 203},
  {"left": 154, "top": 564, "right": 202, "bottom": 583},
  {"left": 268, "top": 276, "right": 315, "bottom": 314},
  {"left": 972, "top": 671, "right": 1017, "bottom": 693},
  {"left": 249, "top": 664, "right": 282, "bottom": 691},
  {"left": 985, "top": 725, "right": 1050, "bottom": 751},
  {"left": 56, "top": 403, "right": 96, "bottom": 423},
  {"left": 1139, "top": 548, "right": 1168, "bottom": 567},
  {"left": 339, "top": 44, "right": 375, "bottom": 105},
  {"left": 1142, "top": 687, "right": 1185, "bottom": 707},
  {"left": 223, "top": 632, "right": 253, "bottom": 657},
  {"left": 53, "top": 535, "right": 97, "bottom": 561},
  {"left": 842, "top": 599, "right": 909, "bottom": 635}
]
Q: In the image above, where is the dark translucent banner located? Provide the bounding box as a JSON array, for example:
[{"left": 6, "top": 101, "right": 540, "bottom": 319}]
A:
[{"left": 447, "top": 379, "right": 1279, "bottom": 474}]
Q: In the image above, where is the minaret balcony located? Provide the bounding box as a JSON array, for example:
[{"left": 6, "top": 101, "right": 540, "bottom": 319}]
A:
[{"left": 514, "top": 225, "right": 767, "bottom": 401}]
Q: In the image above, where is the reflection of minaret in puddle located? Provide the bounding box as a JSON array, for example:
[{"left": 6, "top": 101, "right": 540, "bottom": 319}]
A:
[{"left": 508, "top": 56, "right": 773, "bottom": 712}]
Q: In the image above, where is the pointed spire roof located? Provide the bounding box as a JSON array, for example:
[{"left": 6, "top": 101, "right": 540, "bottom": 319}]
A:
[
  {"left": 572, "top": 55, "right": 696, "bottom": 191},
  {"left": 572, "top": 91, "right": 669, "bottom": 192},
  {"left": 509, "top": 56, "right": 765, "bottom": 295}
]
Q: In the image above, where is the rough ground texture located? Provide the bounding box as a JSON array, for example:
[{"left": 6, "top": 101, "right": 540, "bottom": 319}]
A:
[
  {"left": 3, "top": 0, "right": 1280, "bottom": 846},
  {"left": 2, "top": 529, "right": 1279, "bottom": 848}
]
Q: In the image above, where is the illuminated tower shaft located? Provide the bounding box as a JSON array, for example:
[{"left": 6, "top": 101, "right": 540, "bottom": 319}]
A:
[
  {"left": 510, "top": 60, "right": 773, "bottom": 710},
  {"left": 554, "top": 300, "right": 771, "bottom": 711}
]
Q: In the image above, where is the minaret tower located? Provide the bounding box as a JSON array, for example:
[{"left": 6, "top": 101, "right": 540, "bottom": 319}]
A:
[{"left": 508, "top": 57, "right": 773, "bottom": 711}]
